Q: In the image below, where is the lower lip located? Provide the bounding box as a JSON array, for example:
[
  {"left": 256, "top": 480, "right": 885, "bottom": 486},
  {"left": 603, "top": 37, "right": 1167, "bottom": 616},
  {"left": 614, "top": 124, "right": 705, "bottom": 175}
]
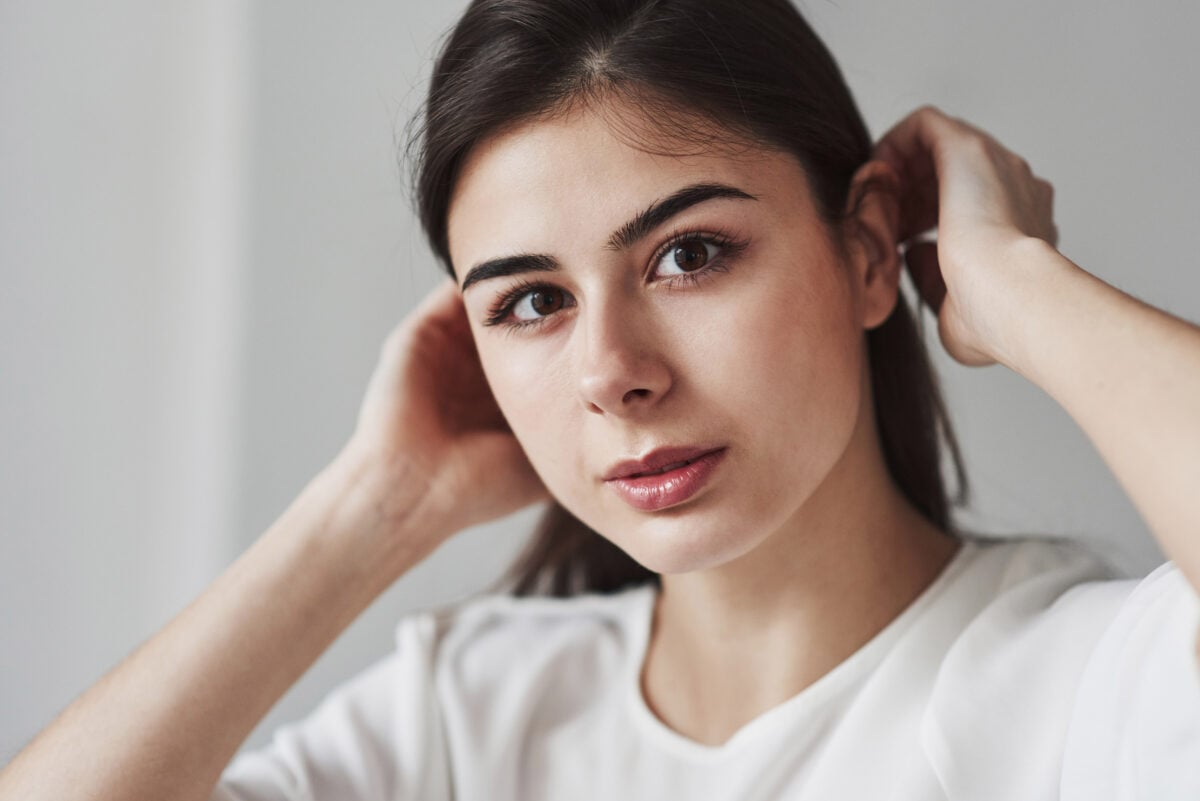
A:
[{"left": 605, "top": 449, "right": 727, "bottom": 512}]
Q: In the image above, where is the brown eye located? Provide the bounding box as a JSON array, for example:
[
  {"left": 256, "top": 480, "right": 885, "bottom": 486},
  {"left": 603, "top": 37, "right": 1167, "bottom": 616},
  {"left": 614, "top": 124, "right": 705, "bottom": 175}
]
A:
[
  {"left": 645, "top": 232, "right": 746, "bottom": 288},
  {"left": 672, "top": 239, "right": 711, "bottom": 272},
  {"left": 529, "top": 289, "right": 564, "bottom": 316},
  {"left": 654, "top": 235, "right": 726, "bottom": 280},
  {"left": 507, "top": 286, "right": 569, "bottom": 323}
]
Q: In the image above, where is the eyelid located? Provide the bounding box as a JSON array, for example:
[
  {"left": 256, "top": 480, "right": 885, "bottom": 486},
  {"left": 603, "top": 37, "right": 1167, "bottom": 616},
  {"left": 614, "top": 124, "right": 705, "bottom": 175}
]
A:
[
  {"left": 483, "top": 278, "right": 573, "bottom": 328},
  {"left": 647, "top": 225, "right": 746, "bottom": 280},
  {"left": 483, "top": 225, "right": 749, "bottom": 329}
]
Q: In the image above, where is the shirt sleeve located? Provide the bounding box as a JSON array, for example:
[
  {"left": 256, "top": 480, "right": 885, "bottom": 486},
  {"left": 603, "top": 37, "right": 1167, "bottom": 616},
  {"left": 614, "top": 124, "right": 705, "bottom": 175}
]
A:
[
  {"left": 210, "top": 612, "right": 451, "bottom": 801},
  {"left": 1061, "top": 561, "right": 1200, "bottom": 801}
]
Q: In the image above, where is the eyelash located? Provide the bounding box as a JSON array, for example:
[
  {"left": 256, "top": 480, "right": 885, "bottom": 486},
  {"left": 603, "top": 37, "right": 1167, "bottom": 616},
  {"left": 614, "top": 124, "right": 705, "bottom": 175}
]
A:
[{"left": 483, "top": 227, "right": 749, "bottom": 332}]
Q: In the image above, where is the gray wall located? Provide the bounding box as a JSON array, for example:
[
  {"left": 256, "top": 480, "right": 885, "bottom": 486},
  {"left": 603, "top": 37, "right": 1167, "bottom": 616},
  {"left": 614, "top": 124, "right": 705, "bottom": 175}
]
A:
[
  {"left": 3, "top": 0, "right": 1197, "bottom": 760},
  {"left": 2, "top": 0, "right": 252, "bottom": 759}
]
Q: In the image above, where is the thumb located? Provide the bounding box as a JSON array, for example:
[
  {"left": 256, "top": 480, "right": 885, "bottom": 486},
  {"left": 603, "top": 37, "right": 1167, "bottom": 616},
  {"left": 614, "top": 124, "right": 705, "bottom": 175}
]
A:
[{"left": 904, "top": 241, "right": 946, "bottom": 313}]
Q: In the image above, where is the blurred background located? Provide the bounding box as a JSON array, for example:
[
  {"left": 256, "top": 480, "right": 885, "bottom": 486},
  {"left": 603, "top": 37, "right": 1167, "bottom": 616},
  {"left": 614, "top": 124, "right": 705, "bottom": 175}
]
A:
[{"left": 3, "top": 0, "right": 1198, "bottom": 762}]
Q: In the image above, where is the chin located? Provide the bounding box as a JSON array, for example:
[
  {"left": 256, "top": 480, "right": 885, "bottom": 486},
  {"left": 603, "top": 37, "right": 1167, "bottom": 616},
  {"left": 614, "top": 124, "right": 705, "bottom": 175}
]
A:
[{"left": 609, "top": 514, "right": 767, "bottom": 575}]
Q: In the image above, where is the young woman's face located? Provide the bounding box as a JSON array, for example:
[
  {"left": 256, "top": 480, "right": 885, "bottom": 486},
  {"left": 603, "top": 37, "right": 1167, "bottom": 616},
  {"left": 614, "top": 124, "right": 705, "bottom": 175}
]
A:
[{"left": 448, "top": 101, "right": 879, "bottom": 574}]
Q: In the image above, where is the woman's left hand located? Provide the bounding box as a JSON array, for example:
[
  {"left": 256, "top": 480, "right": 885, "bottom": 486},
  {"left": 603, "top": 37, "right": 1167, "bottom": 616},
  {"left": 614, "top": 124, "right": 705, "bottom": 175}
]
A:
[
  {"left": 874, "top": 106, "right": 1059, "bottom": 367},
  {"left": 878, "top": 107, "right": 1200, "bottom": 609}
]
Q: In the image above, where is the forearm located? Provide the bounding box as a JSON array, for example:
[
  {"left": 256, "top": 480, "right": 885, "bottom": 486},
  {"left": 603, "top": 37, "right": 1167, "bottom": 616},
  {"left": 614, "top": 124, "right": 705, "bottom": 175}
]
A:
[
  {"left": 0, "top": 454, "right": 448, "bottom": 801},
  {"left": 997, "top": 238, "right": 1200, "bottom": 589}
]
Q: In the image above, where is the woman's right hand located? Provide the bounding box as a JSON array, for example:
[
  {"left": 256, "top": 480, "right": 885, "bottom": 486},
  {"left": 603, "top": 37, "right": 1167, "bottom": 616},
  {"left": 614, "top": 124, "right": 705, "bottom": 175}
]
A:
[{"left": 337, "top": 277, "right": 550, "bottom": 542}]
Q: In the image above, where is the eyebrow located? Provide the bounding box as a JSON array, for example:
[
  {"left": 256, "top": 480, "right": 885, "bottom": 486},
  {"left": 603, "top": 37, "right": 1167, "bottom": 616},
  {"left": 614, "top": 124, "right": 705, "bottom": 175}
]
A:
[{"left": 459, "top": 182, "right": 757, "bottom": 292}]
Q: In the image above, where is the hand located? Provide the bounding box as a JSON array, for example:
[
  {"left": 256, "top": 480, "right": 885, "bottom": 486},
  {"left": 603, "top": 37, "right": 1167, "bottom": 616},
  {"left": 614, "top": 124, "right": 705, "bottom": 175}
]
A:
[
  {"left": 874, "top": 106, "right": 1059, "bottom": 367},
  {"left": 339, "top": 278, "right": 549, "bottom": 539}
]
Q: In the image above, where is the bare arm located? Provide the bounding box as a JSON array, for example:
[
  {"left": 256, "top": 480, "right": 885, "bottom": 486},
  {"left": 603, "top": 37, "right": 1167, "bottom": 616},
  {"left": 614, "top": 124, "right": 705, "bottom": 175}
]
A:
[
  {"left": 991, "top": 242, "right": 1200, "bottom": 591},
  {"left": 0, "top": 452, "right": 441, "bottom": 801},
  {"left": 0, "top": 279, "right": 548, "bottom": 801}
]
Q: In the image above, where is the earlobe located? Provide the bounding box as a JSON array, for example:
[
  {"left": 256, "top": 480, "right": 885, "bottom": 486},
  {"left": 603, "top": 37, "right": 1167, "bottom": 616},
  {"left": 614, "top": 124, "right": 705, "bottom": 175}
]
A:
[{"left": 845, "top": 160, "right": 903, "bottom": 330}]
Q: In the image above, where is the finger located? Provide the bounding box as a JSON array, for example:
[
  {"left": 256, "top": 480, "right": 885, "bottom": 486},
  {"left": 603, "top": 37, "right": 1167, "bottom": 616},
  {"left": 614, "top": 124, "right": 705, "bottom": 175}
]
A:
[
  {"left": 903, "top": 241, "right": 946, "bottom": 313},
  {"left": 374, "top": 279, "right": 466, "bottom": 387},
  {"left": 897, "top": 166, "right": 940, "bottom": 244},
  {"left": 874, "top": 107, "right": 964, "bottom": 242},
  {"left": 1039, "top": 180, "right": 1058, "bottom": 246},
  {"left": 873, "top": 106, "right": 960, "bottom": 180},
  {"left": 415, "top": 276, "right": 469, "bottom": 325}
]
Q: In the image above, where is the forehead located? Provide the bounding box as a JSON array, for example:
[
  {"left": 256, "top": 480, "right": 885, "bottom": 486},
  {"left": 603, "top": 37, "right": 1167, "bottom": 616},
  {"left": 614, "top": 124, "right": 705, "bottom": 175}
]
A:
[{"left": 446, "top": 101, "right": 813, "bottom": 272}]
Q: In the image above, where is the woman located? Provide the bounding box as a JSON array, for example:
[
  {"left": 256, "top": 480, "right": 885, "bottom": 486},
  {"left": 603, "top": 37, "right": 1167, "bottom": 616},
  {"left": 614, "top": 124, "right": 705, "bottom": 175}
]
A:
[{"left": 2, "top": 0, "right": 1197, "bottom": 798}]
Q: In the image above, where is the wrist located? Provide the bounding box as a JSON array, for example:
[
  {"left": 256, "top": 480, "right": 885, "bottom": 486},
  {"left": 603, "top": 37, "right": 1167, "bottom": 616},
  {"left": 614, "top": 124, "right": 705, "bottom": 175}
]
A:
[
  {"left": 980, "top": 236, "right": 1077, "bottom": 372},
  {"left": 294, "top": 447, "right": 456, "bottom": 589}
]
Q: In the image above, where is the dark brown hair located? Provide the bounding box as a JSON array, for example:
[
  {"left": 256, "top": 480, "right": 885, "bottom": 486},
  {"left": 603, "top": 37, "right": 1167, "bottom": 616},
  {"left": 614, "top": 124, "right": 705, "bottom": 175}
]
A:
[{"left": 410, "top": 0, "right": 968, "bottom": 596}]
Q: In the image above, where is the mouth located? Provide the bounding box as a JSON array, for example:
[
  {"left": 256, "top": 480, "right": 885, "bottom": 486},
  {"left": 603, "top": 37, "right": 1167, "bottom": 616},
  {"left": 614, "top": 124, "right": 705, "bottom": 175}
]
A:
[
  {"left": 603, "top": 447, "right": 728, "bottom": 512},
  {"left": 625, "top": 455, "right": 708, "bottom": 478},
  {"left": 603, "top": 445, "right": 726, "bottom": 481}
]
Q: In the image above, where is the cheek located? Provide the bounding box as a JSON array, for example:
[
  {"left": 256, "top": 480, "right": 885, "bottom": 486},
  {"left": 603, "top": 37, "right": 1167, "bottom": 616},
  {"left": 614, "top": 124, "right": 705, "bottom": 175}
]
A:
[
  {"left": 698, "top": 253, "right": 858, "bottom": 384},
  {"left": 476, "top": 339, "right": 580, "bottom": 483},
  {"left": 702, "top": 260, "right": 864, "bottom": 464}
]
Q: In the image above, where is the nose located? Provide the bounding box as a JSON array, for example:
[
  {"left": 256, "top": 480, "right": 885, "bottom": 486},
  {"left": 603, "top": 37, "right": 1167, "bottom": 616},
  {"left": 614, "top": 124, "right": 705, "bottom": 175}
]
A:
[{"left": 576, "top": 296, "right": 672, "bottom": 415}]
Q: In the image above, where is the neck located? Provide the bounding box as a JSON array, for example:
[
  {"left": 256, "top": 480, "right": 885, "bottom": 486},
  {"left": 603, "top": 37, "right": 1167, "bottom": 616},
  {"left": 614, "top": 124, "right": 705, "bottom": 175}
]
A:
[{"left": 640, "top": 393, "right": 961, "bottom": 746}]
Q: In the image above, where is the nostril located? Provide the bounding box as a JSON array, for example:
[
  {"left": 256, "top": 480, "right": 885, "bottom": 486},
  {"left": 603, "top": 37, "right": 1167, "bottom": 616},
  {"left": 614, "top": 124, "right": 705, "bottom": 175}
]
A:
[{"left": 622, "top": 387, "right": 652, "bottom": 403}]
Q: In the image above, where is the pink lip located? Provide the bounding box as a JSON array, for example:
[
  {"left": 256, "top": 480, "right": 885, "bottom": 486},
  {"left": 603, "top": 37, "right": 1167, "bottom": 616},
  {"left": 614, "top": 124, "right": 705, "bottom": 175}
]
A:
[{"left": 604, "top": 447, "right": 727, "bottom": 512}]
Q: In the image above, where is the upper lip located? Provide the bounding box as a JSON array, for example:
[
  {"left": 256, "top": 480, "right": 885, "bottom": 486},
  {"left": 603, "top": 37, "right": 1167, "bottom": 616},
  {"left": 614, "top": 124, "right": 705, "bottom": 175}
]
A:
[{"left": 603, "top": 446, "right": 725, "bottom": 481}]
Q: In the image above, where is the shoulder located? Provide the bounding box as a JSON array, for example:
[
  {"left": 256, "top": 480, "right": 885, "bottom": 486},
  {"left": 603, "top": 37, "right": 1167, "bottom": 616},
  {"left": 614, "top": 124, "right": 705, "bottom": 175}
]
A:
[
  {"left": 397, "top": 583, "right": 656, "bottom": 698},
  {"left": 912, "top": 533, "right": 1124, "bottom": 651},
  {"left": 1061, "top": 561, "right": 1200, "bottom": 800},
  {"left": 938, "top": 533, "right": 1130, "bottom": 676},
  {"left": 214, "top": 589, "right": 656, "bottom": 801},
  {"left": 964, "top": 531, "right": 1122, "bottom": 588},
  {"left": 945, "top": 533, "right": 1127, "bottom": 634},
  {"left": 390, "top": 584, "right": 657, "bottom": 766},
  {"left": 412, "top": 581, "right": 655, "bottom": 650},
  {"left": 923, "top": 535, "right": 1200, "bottom": 800}
]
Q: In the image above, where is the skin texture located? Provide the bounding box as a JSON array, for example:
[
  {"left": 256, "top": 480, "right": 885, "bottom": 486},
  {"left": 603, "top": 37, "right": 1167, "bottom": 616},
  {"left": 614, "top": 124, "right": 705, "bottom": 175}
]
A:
[{"left": 448, "top": 99, "right": 960, "bottom": 744}]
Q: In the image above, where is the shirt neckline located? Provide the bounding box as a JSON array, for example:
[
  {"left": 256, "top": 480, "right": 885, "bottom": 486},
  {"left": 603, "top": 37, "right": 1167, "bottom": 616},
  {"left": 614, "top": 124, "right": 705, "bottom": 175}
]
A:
[{"left": 622, "top": 536, "right": 980, "bottom": 761}]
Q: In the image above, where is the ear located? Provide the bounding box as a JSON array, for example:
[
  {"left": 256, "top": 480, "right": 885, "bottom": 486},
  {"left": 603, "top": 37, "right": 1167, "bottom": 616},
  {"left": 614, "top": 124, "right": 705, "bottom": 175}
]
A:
[{"left": 842, "top": 160, "right": 902, "bottom": 331}]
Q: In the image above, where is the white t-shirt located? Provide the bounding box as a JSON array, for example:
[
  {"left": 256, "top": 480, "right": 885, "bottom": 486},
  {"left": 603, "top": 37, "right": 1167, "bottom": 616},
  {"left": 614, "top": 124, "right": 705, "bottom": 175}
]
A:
[{"left": 211, "top": 536, "right": 1200, "bottom": 800}]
